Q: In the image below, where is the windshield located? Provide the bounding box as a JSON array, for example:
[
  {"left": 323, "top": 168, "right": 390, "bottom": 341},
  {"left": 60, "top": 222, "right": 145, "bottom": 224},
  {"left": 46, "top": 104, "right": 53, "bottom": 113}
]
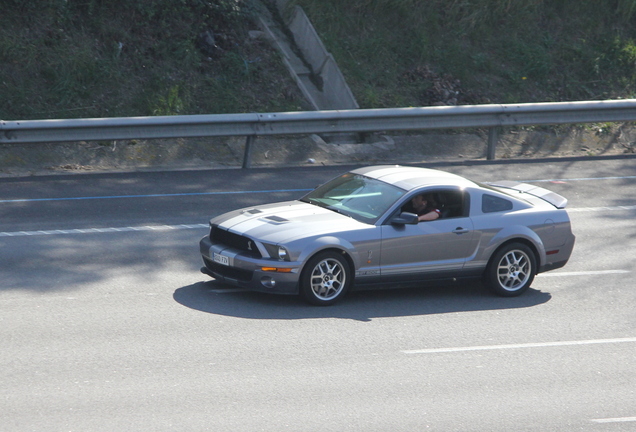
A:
[{"left": 300, "top": 173, "right": 405, "bottom": 224}]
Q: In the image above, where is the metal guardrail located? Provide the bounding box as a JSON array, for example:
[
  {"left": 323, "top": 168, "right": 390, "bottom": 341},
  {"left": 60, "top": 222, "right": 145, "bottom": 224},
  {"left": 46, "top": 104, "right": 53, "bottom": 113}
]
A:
[{"left": 2, "top": 99, "right": 636, "bottom": 167}]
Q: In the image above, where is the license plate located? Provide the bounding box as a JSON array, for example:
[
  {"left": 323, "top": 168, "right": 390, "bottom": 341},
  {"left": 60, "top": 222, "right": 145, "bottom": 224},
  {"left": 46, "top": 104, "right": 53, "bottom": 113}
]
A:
[{"left": 213, "top": 253, "right": 230, "bottom": 266}]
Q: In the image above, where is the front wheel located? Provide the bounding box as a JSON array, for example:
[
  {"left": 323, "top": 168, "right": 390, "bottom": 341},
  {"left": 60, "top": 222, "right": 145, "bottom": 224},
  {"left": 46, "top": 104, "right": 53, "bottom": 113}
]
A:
[
  {"left": 485, "top": 243, "right": 536, "bottom": 297},
  {"left": 300, "top": 251, "right": 351, "bottom": 306}
]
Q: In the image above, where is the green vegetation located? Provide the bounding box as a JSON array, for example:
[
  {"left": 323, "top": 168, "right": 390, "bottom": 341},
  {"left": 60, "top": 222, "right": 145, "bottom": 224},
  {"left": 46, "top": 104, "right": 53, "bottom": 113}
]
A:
[
  {"left": 3, "top": 0, "right": 636, "bottom": 120},
  {"left": 0, "top": 0, "right": 302, "bottom": 119},
  {"left": 289, "top": 0, "right": 636, "bottom": 107}
]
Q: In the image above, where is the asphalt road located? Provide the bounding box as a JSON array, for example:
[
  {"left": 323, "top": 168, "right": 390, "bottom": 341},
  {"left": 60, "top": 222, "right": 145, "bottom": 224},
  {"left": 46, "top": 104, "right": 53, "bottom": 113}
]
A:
[{"left": 1, "top": 158, "right": 635, "bottom": 431}]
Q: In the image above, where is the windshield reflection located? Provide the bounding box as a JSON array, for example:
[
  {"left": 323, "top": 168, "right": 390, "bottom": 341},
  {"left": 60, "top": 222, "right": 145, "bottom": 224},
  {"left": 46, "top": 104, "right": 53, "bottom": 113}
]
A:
[{"left": 301, "top": 173, "right": 405, "bottom": 224}]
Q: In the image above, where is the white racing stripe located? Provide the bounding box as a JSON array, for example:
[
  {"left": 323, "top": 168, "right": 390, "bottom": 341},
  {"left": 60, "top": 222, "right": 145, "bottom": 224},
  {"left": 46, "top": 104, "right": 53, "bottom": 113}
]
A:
[{"left": 402, "top": 337, "right": 636, "bottom": 355}]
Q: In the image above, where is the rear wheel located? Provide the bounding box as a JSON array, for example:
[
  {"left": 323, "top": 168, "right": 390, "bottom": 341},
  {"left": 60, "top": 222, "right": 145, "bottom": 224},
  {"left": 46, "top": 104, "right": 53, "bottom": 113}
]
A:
[
  {"left": 300, "top": 251, "right": 351, "bottom": 306},
  {"left": 485, "top": 243, "right": 536, "bottom": 297}
]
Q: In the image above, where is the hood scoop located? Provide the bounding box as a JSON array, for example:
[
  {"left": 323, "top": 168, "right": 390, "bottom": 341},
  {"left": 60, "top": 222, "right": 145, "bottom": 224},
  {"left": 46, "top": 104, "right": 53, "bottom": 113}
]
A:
[
  {"left": 242, "top": 208, "right": 263, "bottom": 215},
  {"left": 261, "top": 215, "right": 290, "bottom": 224}
]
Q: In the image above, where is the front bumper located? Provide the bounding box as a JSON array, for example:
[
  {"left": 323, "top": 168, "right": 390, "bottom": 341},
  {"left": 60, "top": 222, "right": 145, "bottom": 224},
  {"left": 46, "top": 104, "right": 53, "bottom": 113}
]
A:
[{"left": 199, "top": 236, "right": 301, "bottom": 295}]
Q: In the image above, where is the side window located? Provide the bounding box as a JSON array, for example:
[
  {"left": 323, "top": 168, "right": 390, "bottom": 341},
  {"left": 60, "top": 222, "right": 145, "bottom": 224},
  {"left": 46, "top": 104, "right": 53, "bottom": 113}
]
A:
[
  {"left": 482, "top": 194, "right": 513, "bottom": 213},
  {"left": 436, "top": 190, "right": 466, "bottom": 218},
  {"left": 398, "top": 189, "right": 467, "bottom": 219}
]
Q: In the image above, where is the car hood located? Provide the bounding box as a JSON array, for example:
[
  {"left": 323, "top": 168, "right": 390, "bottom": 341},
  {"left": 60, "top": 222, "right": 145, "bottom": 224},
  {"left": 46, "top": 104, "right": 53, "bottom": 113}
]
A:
[{"left": 210, "top": 200, "right": 370, "bottom": 244}]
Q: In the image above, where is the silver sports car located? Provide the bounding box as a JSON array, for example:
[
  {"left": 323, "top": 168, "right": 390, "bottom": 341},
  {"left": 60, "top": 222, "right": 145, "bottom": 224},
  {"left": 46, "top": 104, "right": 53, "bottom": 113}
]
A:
[{"left": 200, "top": 165, "right": 575, "bottom": 305}]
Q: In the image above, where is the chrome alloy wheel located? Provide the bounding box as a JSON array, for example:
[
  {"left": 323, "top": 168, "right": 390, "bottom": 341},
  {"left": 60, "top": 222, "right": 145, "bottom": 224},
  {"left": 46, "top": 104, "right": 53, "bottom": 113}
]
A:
[
  {"left": 309, "top": 257, "right": 347, "bottom": 301},
  {"left": 496, "top": 249, "right": 531, "bottom": 291}
]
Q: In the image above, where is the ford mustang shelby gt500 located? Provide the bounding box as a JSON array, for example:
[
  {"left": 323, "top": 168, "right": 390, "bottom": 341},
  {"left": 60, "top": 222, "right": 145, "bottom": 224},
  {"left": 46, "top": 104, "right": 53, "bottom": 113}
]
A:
[{"left": 200, "top": 165, "right": 575, "bottom": 305}]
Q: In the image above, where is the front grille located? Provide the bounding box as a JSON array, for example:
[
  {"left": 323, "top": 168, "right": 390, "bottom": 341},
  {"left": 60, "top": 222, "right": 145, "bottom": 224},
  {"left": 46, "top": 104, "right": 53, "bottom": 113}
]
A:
[
  {"left": 204, "top": 257, "right": 253, "bottom": 282},
  {"left": 210, "top": 225, "right": 262, "bottom": 258}
]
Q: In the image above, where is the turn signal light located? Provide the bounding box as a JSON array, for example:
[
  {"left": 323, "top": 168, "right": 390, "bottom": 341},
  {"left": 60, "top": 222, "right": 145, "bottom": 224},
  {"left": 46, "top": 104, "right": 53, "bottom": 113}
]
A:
[{"left": 261, "top": 267, "right": 293, "bottom": 273}]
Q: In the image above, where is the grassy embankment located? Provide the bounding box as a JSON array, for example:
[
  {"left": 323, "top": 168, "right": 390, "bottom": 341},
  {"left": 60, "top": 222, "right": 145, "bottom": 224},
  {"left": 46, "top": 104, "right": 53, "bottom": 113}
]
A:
[
  {"left": 0, "top": 0, "right": 302, "bottom": 120},
  {"left": 291, "top": 0, "right": 636, "bottom": 108},
  {"left": 3, "top": 0, "right": 636, "bottom": 121}
]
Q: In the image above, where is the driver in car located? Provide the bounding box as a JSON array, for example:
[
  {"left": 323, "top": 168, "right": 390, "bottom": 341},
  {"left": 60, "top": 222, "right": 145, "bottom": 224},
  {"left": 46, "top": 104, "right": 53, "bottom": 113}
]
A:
[{"left": 409, "top": 193, "right": 441, "bottom": 222}]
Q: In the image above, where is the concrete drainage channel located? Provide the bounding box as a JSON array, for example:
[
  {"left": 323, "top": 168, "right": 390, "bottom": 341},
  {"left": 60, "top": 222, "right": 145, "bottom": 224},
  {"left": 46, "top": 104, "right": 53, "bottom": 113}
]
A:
[{"left": 256, "top": 1, "right": 359, "bottom": 112}]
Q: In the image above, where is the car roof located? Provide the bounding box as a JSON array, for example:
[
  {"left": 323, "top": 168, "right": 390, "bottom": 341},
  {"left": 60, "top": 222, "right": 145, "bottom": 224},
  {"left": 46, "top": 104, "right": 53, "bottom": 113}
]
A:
[{"left": 351, "top": 165, "right": 477, "bottom": 191}]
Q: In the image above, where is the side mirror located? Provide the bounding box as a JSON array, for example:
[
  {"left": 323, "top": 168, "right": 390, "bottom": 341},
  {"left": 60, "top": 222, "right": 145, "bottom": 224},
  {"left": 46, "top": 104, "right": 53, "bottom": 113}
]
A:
[{"left": 390, "top": 212, "right": 419, "bottom": 225}]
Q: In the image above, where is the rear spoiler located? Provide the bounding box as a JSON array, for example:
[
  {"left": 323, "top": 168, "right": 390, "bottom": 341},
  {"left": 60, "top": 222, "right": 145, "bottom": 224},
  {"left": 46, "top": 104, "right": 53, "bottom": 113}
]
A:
[{"left": 486, "top": 181, "right": 568, "bottom": 209}]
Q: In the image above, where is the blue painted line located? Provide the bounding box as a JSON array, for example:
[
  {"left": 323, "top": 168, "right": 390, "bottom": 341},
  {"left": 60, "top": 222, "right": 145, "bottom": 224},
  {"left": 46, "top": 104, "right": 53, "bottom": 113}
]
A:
[
  {"left": 2, "top": 175, "right": 635, "bottom": 204},
  {"left": 0, "top": 188, "right": 312, "bottom": 204}
]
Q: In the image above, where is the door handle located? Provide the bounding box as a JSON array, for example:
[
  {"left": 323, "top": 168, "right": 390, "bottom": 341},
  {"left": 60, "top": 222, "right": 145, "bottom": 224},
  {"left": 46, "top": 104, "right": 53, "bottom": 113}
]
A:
[{"left": 452, "top": 227, "right": 469, "bottom": 234}]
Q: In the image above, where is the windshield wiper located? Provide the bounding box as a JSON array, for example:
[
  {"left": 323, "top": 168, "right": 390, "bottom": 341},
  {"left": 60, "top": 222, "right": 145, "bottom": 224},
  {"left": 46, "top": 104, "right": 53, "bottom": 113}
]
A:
[
  {"left": 326, "top": 205, "right": 352, "bottom": 218},
  {"left": 304, "top": 197, "right": 330, "bottom": 208}
]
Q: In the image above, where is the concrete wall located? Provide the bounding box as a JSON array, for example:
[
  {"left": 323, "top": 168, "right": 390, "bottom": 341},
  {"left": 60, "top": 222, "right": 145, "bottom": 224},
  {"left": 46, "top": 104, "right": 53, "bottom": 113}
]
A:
[{"left": 287, "top": 6, "right": 359, "bottom": 110}]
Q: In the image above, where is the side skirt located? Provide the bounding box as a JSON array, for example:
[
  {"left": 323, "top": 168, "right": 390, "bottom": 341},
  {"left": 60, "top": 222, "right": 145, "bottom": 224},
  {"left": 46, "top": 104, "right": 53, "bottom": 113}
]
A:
[{"left": 351, "top": 276, "right": 482, "bottom": 291}]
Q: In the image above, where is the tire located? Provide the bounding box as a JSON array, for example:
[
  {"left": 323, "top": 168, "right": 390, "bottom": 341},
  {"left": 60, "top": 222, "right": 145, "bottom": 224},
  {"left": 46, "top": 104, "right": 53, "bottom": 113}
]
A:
[
  {"left": 300, "top": 251, "right": 351, "bottom": 306},
  {"left": 485, "top": 243, "right": 536, "bottom": 297}
]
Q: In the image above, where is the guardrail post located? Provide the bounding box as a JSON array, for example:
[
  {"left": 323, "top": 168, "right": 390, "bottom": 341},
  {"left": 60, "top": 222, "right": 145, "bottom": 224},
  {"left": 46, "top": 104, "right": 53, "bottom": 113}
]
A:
[
  {"left": 242, "top": 135, "right": 256, "bottom": 169},
  {"left": 487, "top": 127, "right": 499, "bottom": 160}
]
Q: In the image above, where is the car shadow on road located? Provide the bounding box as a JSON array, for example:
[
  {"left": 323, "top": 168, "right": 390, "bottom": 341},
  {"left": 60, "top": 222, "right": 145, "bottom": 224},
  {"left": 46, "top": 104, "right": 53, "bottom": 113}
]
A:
[{"left": 173, "top": 280, "right": 551, "bottom": 322}]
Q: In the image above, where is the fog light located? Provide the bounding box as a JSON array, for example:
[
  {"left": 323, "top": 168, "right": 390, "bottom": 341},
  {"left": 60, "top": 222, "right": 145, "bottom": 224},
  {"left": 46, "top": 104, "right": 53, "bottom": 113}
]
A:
[{"left": 260, "top": 276, "right": 276, "bottom": 289}]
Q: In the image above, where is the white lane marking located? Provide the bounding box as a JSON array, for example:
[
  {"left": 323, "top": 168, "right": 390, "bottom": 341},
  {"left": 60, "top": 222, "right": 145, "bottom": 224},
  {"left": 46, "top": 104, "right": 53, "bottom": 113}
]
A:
[
  {"left": 402, "top": 337, "right": 636, "bottom": 355},
  {"left": 2, "top": 203, "right": 632, "bottom": 238},
  {"left": 567, "top": 205, "right": 636, "bottom": 212},
  {"left": 0, "top": 224, "right": 208, "bottom": 237},
  {"left": 537, "top": 270, "right": 630, "bottom": 277},
  {"left": 0, "top": 200, "right": 632, "bottom": 238},
  {"left": 529, "top": 175, "right": 636, "bottom": 183},
  {"left": 591, "top": 417, "right": 636, "bottom": 424}
]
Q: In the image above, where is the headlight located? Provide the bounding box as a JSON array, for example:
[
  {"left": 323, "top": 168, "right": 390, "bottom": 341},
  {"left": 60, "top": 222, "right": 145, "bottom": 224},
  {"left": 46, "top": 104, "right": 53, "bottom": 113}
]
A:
[
  {"left": 277, "top": 246, "right": 290, "bottom": 261},
  {"left": 263, "top": 243, "right": 291, "bottom": 261}
]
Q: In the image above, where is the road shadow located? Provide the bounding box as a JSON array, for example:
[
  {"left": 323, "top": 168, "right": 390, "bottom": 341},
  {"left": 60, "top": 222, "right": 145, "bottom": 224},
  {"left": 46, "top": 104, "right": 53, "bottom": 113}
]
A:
[{"left": 173, "top": 280, "right": 551, "bottom": 322}]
